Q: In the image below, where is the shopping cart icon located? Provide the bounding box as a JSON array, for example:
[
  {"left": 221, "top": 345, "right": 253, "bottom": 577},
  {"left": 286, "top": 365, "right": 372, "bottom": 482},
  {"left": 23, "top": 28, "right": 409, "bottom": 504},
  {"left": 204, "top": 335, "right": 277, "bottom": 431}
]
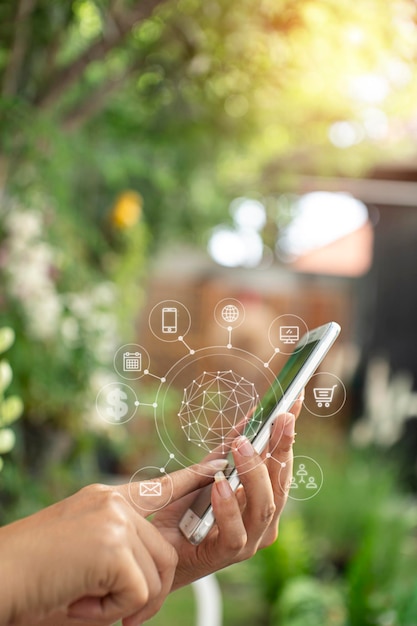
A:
[{"left": 313, "top": 384, "right": 337, "bottom": 408}]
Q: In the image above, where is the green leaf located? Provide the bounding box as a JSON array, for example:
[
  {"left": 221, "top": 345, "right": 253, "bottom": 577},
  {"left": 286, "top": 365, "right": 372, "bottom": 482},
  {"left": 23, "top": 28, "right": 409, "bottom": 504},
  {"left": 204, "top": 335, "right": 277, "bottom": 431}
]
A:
[
  {"left": 0, "top": 396, "right": 24, "bottom": 426},
  {"left": 0, "top": 456, "right": 3, "bottom": 472},
  {"left": 0, "top": 360, "right": 12, "bottom": 393},
  {"left": 0, "top": 328, "right": 15, "bottom": 354},
  {"left": 0, "top": 428, "right": 16, "bottom": 454}
]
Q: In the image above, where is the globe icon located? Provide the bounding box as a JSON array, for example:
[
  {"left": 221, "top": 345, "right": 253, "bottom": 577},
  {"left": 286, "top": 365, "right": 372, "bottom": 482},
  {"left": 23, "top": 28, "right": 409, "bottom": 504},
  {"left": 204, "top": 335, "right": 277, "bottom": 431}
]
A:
[{"left": 221, "top": 304, "right": 239, "bottom": 323}]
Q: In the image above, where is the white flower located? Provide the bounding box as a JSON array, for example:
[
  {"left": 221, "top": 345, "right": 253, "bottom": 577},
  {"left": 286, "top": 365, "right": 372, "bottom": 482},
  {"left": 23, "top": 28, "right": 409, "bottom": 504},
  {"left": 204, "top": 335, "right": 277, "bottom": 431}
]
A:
[
  {"left": 61, "top": 316, "right": 80, "bottom": 345},
  {"left": 91, "top": 282, "right": 117, "bottom": 307},
  {"left": 4, "top": 209, "right": 43, "bottom": 242},
  {"left": 27, "top": 289, "right": 63, "bottom": 341},
  {"left": 65, "top": 293, "right": 94, "bottom": 319}
]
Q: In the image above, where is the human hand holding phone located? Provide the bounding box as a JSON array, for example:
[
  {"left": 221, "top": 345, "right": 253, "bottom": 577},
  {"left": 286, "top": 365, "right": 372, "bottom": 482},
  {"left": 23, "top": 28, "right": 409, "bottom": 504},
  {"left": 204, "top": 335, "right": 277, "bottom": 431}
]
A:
[
  {"left": 28, "top": 322, "right": 339, "bottom": 625},
  {"left": 149, "top": 401, "right": 302, "bottom": 590},
  {"left": 179, "top": 322, "right": 340, "bottom": 545},
  {"left": 30, "top": 397, "right": 302, "bottom": 626},
  {"left": 108, "top": 400, "right": 299, "bottom": 595}
]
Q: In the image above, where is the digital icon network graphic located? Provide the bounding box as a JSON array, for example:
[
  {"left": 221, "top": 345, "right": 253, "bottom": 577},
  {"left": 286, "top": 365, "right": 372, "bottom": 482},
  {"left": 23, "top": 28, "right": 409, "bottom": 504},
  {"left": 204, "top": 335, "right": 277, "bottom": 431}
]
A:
[
  {"left": 107, "top": 386, "right": 128, "bottom": 421},
  {"left": 96, "top": 382, "right": 139, "bottom": 425},
  {"left": 178, "top": 369, "right": 261, "bottom": 453},
  {"left": 221, "top": 304, "right": 240, "bottom": 324},
  {"left": 123, "top": 351, "right": 142, "bottom": 372},
  {"left": 114, "top": 343, "right": 150, "bottom": 380},
  {"left": 162, "top": 307, "right": 178, "bottom": 333},
  {"left": 304, "top": 372, "right": 346, "bottom": 417},
  {"left": 313, "top": 384, "right": 337, "bottom": 408},
  {"left": 97, "top": 297, "right": 346, "bottom": 510},
  {"left": 281, "top": 455, "right": 324, "bottom": 501},
  {"left": 139, "top": 481, "right": 162, "bottom": 496},
  {"left": 279, "top": 325, "right": 299, "bottom": 344},
  {"left": 268, "top": 314, "right": 309, "bottom": 356}
]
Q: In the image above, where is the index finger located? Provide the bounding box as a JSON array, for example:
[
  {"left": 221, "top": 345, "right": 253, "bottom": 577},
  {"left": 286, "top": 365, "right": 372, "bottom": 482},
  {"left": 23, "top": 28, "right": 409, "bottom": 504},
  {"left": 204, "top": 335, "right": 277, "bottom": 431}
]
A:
[{"left": 113, "top": 459, "right": 228, "bottom": 516}]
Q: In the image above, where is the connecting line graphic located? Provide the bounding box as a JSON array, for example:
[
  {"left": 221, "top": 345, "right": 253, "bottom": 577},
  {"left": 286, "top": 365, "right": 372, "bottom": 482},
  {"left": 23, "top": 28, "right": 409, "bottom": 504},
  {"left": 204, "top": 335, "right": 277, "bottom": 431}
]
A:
[
  {"left": 178, "top": 335, "right": 195, "bottom": 355},
  {"left": 159, "top": 452, "right": 177, "bottom": 473},
  {"left": 225, "top": 326, "right": 234, "bottom": 349},
  {"left": 266, "top": 453, "right": 286, "bottom": 466},
  {"left": 136, "top": 400, "right": 158, "bottom": 409},
  {"left": 142, "top": 369, "right": 167, "bottom": 383},
  {"left": 263, "top": 348, "right": 280, "bottom": 368}
]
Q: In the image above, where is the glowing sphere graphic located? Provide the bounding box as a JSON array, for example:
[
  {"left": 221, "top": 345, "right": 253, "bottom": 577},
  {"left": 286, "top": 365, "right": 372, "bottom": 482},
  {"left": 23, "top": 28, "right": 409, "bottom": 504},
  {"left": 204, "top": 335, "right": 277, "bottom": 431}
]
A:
[{"left": 178, "top": 370, "right": 262, "bottom": 453}]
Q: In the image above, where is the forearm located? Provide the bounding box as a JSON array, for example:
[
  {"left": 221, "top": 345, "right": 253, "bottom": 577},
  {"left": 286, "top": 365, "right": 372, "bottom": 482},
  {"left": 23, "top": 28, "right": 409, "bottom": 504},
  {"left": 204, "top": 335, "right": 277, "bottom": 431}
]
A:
[
  {"left": 0, "top": 523, "right": 30, "bottom": 625},
  {"left": 0, "top": 516, "right": 53, "bottom": 626}
]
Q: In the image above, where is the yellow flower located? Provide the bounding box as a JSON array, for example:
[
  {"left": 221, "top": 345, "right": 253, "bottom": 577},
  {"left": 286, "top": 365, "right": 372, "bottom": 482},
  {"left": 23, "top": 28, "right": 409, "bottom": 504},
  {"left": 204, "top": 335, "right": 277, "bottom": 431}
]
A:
[{"left": 111, "top": 191, "right": 143, "bottom": 228}]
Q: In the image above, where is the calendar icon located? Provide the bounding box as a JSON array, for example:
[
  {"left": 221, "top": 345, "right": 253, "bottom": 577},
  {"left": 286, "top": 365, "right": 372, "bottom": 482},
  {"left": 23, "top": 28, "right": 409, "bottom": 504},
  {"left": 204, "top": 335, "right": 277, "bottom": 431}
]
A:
[{"left": 123, "top": 351, "right": 142, "bottom": 372}]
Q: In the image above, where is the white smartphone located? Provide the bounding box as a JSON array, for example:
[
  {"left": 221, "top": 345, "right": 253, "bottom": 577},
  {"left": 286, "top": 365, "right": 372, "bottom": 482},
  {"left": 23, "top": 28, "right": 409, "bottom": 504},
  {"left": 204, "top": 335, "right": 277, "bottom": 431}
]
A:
[{"left": 179, "top": 321, "right": 341, "bottom": 545}]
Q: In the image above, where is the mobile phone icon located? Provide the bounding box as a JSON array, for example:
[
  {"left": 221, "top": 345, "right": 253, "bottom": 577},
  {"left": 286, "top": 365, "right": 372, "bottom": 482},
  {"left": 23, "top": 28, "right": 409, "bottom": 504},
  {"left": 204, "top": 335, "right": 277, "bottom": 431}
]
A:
[{"left": 162, "top": 307, "right": 178, "bottom": 333}]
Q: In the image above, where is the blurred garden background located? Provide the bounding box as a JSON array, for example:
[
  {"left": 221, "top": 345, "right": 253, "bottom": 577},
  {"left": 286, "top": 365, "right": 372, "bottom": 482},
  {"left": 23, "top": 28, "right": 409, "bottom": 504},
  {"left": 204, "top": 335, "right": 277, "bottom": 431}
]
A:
[{"left": 1, "top": 0, "right": 417, "bottom": 624}]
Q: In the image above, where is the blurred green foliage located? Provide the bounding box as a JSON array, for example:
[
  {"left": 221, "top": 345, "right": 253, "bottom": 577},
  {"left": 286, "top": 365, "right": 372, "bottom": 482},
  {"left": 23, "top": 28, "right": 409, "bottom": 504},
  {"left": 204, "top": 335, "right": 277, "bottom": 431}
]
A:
[
  {"left": 249, "top": 446, "right": 417, "bottom": 626},
  {"left": 0, "top": 328, "right": 23, "bottom": 472},
  {"left": 140, "top": 447, "right": 417, "bottom": 626},
  {"left": 1, "top": 6, "right": 417, "bottom": 619},
  {"left": 1, "top": 0, "right": 415, "bottom": 416},
  {"left": 2, "top": 0, "right": 417, "bottom": 246}
]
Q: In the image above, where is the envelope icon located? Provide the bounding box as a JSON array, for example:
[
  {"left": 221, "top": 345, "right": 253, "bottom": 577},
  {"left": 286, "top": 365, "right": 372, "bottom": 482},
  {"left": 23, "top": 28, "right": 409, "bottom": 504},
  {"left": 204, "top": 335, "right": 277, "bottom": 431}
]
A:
[{"left": 139, "top": 481, "right": 162, "bottom": 497}]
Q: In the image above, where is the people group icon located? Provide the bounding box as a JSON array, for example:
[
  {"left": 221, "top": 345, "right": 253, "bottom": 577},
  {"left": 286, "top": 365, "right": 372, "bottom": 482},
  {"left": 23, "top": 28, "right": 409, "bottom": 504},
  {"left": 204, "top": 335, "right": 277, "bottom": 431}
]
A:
[{"left": 289, "top": 463, "right": 318, "bottom": 490}]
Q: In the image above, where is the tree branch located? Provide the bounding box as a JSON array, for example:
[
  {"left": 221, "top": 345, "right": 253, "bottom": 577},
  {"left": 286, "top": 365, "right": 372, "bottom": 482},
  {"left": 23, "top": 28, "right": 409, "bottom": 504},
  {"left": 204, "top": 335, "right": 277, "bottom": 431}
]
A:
[
  {"left": 2, "top": 0, "right": 38, "bottom": 98},
  {"left": 34, "top": 0, "right": 165, "bottom": 110},
  {"left": 34, "top": 6, "right": 74, "bottom": 94},
  {"left": 61, "top": 65, "right": 137, "bottom": 132}
]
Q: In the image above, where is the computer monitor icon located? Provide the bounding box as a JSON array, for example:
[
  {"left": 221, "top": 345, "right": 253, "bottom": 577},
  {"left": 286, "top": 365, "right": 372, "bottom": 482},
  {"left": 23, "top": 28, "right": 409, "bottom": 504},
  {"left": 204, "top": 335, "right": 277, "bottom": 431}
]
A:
[{"left": 279, "top": 326, "right": 299, "bottom": 344}]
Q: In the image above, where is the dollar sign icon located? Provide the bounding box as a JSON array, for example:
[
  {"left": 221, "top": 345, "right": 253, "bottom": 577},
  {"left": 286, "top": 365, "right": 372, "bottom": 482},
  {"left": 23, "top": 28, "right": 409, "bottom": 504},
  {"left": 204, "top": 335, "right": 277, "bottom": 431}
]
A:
[
  {"left": 106, "top": 387, "right": 128, "bottom": 421},
  {"left": 96, "top": 382, "right": 138, "bottom": 424}
]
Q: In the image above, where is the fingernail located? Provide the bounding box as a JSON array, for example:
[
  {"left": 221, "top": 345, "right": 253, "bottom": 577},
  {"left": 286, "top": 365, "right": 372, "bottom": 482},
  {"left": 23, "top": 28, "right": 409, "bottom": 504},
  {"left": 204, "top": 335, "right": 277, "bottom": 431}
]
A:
[
  {"left": 235, "top": 436, "right": 254, "bottom": 457},
  {"left": 214, "top": 471, "right": 233, "bottom": 499},
  {"left": 207, "top": 459, "right": 229, "bottom": 471},
  {"left": 283, "top": 413, "right": 295, "bottom": 437}
]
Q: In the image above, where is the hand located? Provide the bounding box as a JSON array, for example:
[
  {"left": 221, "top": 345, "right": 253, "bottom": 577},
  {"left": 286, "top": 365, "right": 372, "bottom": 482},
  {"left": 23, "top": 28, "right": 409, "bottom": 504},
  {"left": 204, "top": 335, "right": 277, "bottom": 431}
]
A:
[
  {"left": 0, "top": 484, "right": 179, "bottom": 626},
  {"left": 154, "top": 407, "right": 299, "bottom": 588},
  {"left": 2, "top": 398, "right": 301, "bottom": 626},
  {"left": 115, "top": 397, "right": 302, "bottom": 591},
  {"left": 27, "top": 461, "right": 225, "bottom": 626}
]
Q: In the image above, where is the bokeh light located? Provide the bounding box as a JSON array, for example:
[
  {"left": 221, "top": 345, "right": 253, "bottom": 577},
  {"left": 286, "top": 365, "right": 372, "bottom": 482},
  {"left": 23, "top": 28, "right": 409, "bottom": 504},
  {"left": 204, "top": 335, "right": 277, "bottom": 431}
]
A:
[
  {"left": 207, "top": 225, "right": 263, "bottom": 268},
  {"left": 208, "top": 198, "right": 266, "bottom": 268},
  {"left": 277, "top": 192, "right": 369, "bottom": 260}
]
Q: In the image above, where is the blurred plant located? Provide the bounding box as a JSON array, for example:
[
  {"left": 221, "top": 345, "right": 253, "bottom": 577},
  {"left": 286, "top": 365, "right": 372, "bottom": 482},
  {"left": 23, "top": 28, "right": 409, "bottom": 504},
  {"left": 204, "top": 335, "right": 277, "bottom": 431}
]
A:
[
  {"left": 346, "top": 493, "right": 417, "bottom": 626},
  {"left": 251, "top": 511, "right": 346, "bottom": 625},
  {"left": 271, "top": 577, "right": 346, "bottom": 626},
  {"left": 0, "top": 193, "right": 150, "bottom": 496},
  {"left": 2, "top": 0, "right": 417, "bottom": 254},
  {"left": 0, "top": 202, "right": 117, "bottom": 427},
  {"left": 249, "top": 446, "right": 417, "bottom": 626},
  {"left": 251, "top": 514, "right": 312, "bottom": 612},
  {"left": 0, "top": 327, "right": 23, "bottom": 472},
  {"left": 351, "top": 356, "right": 417, "bottom": 449}
]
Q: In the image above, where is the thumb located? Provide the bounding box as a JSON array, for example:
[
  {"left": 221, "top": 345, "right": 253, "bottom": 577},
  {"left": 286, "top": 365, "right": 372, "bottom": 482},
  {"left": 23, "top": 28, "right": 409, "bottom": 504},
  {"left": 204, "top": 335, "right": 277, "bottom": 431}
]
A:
[{"left": 115, "top": 459, "right": 228, "bottom": 515}]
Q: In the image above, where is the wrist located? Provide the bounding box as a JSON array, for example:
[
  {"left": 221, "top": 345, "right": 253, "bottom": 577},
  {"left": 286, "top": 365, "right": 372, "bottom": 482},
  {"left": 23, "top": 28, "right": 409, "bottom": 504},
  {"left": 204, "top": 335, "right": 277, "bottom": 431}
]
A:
[
  {"left": 0, "top": 519, "right": 43, "bottom": 625},
  {"left": 0, "top": 525, "right": 22, "bottom": 624}
]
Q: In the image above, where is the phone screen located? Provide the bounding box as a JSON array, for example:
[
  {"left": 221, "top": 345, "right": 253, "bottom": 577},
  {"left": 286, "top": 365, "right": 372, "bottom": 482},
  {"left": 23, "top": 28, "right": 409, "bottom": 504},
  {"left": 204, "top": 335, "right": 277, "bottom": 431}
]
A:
[{"left": 242, "top": 337, "right": 320, "bottom": 439}]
